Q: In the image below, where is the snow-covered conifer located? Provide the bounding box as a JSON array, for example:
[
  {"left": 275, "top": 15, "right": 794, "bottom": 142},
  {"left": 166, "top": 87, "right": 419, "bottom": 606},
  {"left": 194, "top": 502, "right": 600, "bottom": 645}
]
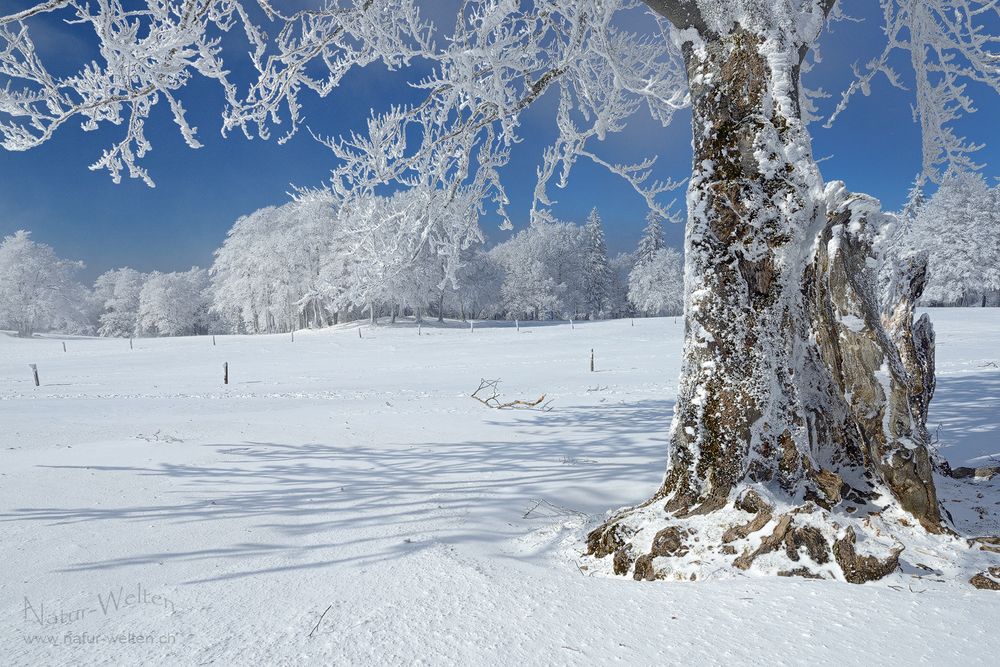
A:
[
  {"left": 582, "top": 209, "right": 613, "bottom": 319},
  {"left": 893, "top": 172, "right": 1000, "bottom": 305},
  {"left": 635, "top": 212, "right": 666, "bottom": 267}
]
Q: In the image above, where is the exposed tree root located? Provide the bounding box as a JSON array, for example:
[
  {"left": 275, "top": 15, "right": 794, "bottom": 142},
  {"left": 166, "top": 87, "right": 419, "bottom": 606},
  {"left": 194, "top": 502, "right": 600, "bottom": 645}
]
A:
[
  {"left": 832, "top": 527, "right": 903, "bottom": 584},
  {"left": 972, "top": 537, "right": 1000, "bottom": 555},
  {"left": 733, "top": 514, "right": 793, "bottom": 571},
  {"left": 951, "top": 466, "right": 1000, "bottom": 481},
  {"left": 584, "top": 486, "right": 998, "bottom": 587},
  {"left": 970, "top": 568, "right": 1000, "bottom": 591}
]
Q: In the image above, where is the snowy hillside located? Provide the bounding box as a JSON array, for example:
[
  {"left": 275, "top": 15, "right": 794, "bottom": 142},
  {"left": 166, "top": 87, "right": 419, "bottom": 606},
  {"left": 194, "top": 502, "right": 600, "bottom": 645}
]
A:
[{"left": 1, "top": 312, "right": 998, "bottom": 664}]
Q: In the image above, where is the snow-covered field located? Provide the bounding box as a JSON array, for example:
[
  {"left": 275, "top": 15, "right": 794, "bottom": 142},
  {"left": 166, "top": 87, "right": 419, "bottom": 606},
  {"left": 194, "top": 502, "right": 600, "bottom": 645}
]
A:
[{"left": 1, "top": 310, "right": 998, "bottom": 665}]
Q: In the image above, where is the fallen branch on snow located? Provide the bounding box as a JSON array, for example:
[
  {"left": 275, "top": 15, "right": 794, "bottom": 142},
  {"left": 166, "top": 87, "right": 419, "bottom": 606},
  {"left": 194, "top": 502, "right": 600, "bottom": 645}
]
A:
[
  {"left": 471, "top": 378, "right": 552, "bottom": 411},
  {"left": 523, "top": 498, "right": 587, "bottom": 519}
]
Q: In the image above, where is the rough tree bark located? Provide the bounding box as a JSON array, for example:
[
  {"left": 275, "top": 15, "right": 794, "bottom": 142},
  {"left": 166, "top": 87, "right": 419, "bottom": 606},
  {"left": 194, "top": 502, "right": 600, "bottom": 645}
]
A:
[{"left": 586, "top": 1, "right": 957, "bottom": 583}]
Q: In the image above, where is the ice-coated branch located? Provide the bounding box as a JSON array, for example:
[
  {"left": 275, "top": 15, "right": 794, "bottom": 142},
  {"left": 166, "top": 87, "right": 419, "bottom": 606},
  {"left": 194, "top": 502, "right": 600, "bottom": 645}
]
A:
[
  {"left": 827, "top": 0, "right": 1000, "bottom": 182},
  {"left": 0, "top": 0, "right": 689, "bottom": 223},
  {"left": 0, "top": 0, "right": 261, "bottom": 185},
  {"left": 3, "top": 0, "right": 999, "bottom": 215}
]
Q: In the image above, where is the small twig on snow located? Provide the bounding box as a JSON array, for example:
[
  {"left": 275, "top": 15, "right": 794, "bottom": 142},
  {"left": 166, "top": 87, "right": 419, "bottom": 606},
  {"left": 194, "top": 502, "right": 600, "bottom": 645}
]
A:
[
  {"left": 522, "top": 499, "right": 543, "bottom": 518},
  {"left": 308, "top": 604, "right": 332, "bottom": 638}
]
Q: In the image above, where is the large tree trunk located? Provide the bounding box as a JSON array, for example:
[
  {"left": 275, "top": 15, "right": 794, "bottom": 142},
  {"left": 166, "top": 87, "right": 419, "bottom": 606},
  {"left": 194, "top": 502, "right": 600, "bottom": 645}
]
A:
[{"left": 586, "top": 13, "right": 951, "bottom": 583}]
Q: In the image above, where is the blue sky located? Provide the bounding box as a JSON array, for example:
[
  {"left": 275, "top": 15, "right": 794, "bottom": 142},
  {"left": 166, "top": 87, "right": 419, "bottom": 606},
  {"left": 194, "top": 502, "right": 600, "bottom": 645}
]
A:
[{"left": 0, "top": 1, "right": 997, "bottom": 282}]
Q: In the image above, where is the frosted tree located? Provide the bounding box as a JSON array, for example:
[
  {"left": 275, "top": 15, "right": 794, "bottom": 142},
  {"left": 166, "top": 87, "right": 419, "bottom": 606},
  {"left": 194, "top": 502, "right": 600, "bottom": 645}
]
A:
[
  {"left": 988, "top": 183, "right": 1000, "bottom": 306},
  {"left": 877, "top": 175, "right": 927, "bottom": 298},
  {"left": 544, "top": 223, "right": 588, "bottom": 319},
  {"left": 326, "top": 185, "right": 482, "bottom": 323},
  {"left": 492, "top": 221, "right": 586, "bottom": 319},
  {"left": 94, "top": 267, "right": 146, "bottom": 337},
  {"left": 608, "top": 251, "right": 636, "bottom": 318},
  {"left": 900, "top": 176, "right": 927, "bottom": 226},
  {"left": 278, "top": 198, "right": 339, "bottom": 329},
  {"left": 0, "top": 230, "right": 85, "bottom": 337},
  {"left": 499, "top": 259, "right": 561, "bottom": 321},
  {"left": 583, "top": 208, "right": 614, "bottom": 319},
  {"left": 454, "top": 250, "right": 504, "bottom": 321},
  {"left": 384, "top": 249, "right": 443, "bottom": 323},
  {"left": 211, "top": 206, "right": 286, "bottom": 333},
  {"left": 3, "top": 0, "right": 1000, "bottom": 584},
  {"left": 628, "top": 247, "right": 684, "bottom": 316},
  {"left": 492, "top": 243, "right": 559, "bottom": 321},
  {"left": 211, "top": 198, "right": 337, "bottom": 332},
  {"left": 891, "top": 172, "right": 1000, "bottom": 306},
  {"left": 635, "top": 212, "right": 667, "bottom": 267},
  {"left": 138, "top": 268, "right": 213, "bottom": 336}
]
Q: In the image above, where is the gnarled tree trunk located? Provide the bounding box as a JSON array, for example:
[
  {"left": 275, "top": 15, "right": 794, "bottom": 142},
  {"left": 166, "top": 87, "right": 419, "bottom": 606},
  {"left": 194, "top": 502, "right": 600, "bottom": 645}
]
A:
[{"left": 586, "top": 5, "right": 953, "bottom": 583}]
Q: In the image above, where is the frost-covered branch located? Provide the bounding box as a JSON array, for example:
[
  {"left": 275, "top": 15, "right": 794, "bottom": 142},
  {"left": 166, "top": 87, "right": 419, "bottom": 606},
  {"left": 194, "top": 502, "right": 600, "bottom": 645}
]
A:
[
  {"left": 3, "top": 0, "right": 999, "bottom": 217},
  {"left": 0, "top": 0, "right": 260, "bottom": 184},
  {"left": 827, "top": 0, "right": 1000, "bottom": 182},
  {"left": 0, "top": 1, "right": 73, "bottom": 27},
  {"left": 0, "top": 0, "right": 689, "bottom": 222}
]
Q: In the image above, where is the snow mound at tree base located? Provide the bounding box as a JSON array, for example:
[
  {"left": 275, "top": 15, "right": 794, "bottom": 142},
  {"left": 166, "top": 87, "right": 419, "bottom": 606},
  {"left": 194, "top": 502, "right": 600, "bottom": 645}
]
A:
[{"left": 580, "top": 478, "right": 1000, "bottom": 589}]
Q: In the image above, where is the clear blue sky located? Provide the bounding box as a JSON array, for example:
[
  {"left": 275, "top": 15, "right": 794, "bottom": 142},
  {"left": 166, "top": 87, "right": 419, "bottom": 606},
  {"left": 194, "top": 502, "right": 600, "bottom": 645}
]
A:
[{"left": 1, "top": 1, "right": 997, "bottom": 282}]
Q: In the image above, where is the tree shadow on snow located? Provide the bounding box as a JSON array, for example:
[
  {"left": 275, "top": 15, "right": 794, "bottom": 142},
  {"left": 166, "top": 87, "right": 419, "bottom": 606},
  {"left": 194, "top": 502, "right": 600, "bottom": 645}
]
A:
[
  {"left": 929, "top": 371, "right": 1000, "bottom": 467},
  {"left": 0, "top": 399, "right": 674, "bottom": 582}
]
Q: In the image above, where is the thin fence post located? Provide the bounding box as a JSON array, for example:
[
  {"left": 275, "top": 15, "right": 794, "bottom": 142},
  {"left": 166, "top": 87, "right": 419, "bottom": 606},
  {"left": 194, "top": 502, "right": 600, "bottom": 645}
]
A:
[
  {"left": 223, "top": 362, "right": 229, "bottom": 385},
  {"left": 358, "top": 327, "right": 362, "bottom": 339},
  {"left": 590, "top": 349, "right": 594, "bottom": 373},
  {"left": 129, "top": 337, "right": 133, "bottom": 350},
  {"left": 29, "top": 364, "right": 39, "bottom": 387},
  {"left": 291, "top": 331, "right": 295, "bottom": 342},
  {"left": 212, "top": 335, "right": 216, "bottom": 346},
  {"left": 515, "top": 319, "right": 519, "bottom": 332},
  {"left": 470, "top": 320, "right": 474, "bottom": 333},
  {"left": 62, "top": 342, "right": 66, "bottom": 352}
]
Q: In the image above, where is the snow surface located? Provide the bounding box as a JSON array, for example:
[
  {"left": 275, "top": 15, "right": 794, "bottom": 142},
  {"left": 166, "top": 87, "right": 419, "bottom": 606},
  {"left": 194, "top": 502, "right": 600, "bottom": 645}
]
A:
[{"left": 1, "top": 311, "right": 998, "bottom": 665}]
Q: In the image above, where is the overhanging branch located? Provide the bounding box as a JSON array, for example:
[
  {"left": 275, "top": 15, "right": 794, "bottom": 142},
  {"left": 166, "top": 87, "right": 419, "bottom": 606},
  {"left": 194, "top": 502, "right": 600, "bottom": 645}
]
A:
[{"left": 640, "top": 0, "right": 707, "bottom": 33}]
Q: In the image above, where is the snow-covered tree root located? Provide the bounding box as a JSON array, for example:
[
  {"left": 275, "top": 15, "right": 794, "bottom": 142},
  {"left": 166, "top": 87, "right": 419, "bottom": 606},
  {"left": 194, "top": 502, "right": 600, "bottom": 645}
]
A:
[{"left": 584, "top": 25, "right": 998, "bottom": 588}]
